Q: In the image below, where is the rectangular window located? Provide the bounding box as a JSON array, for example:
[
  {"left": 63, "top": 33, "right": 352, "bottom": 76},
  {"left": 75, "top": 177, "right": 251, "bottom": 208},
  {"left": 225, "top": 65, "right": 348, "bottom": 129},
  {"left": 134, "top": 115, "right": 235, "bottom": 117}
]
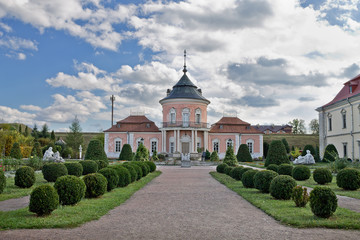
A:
[
  {"left": 115, "top": 141, "right": 121, "bottom": 152},
  {"left": 247, "top": 142, "right": 253, "bottom": 154},
  {"left": 151, "top": 141, "right": 157, "bottom": 153},
  {"left": 213, "top": 142, "right": 219, "bottom": 152},
  {"left": 342, "top": 114, "right": 347, "bottom": 129},
  {"left": 328, "top": 117, "right": 332, "bottom": 131},
  {"left": 197, "top": 142, "right": 201, "bottom": 149},
  {"left": 170, "top": 113, "right": 175, "bottom": 123},
  {"left": 226, "top": 140, "right": 233, "bottom": 149},
  {"left": 170, "top": 142, "right": 175, "bottom": 153},
  {"left": 196, "top": 114, "right": 201, "bottom": 124},
  {"left": 343, "top": 143, "right": 347, "bottom": 157}
]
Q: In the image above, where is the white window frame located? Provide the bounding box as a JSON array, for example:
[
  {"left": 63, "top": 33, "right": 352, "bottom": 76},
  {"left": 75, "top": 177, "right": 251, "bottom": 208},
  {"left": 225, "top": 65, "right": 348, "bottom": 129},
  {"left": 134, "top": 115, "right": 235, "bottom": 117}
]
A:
[
  {"left": 150, "top": 138, "right": 158, "bottom": 153},
  {"left": 327, "top": 113, "right": 332, "bottom": 131},
  {"left": 170, "top": 142, "right": 175, "bottom": 153},
  {"left": 226, "top": 139, "right": 233, "bottom": 149},
  {"left": 246, "top": 139, "right": 254, "bottom": 154},
  {"left": 341, "top": 109, "right": 347, "bottom": 129},
  {"left": 182, "top": 108, "right": 190, "bottom": 127},
  {"left": 212, "top": 139, "right": 219, "bottom": 152},
  {"left": 343, "top": 142, "right": 348, "bottom": 158},
  {"left": 114, "top": 138, "right": 122, "bottom": 153},
  {"left": 195, "top": 108, "right": 201, "bottom": 124},
  {"left": 136, "top": 138, "right": 144, "bottom": 147},
  {"left": 170, "top": 108, "right": 176, "bottom": 124}
]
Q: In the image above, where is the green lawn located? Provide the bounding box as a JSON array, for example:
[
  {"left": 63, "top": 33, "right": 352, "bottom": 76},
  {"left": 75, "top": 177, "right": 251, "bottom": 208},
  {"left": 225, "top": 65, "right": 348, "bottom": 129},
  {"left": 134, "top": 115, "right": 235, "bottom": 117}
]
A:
[
  {"left": 238, "top": 162, "right": 266, "bottom": 168},
  {"left": 211, "top": 172, "right": 360, "bottom": 229},
  {"left": 0, "top": 171, "right": 161, "bottom": 230},
  {"left": 0, "top": 173, "right": 50, "bottom": 202}
]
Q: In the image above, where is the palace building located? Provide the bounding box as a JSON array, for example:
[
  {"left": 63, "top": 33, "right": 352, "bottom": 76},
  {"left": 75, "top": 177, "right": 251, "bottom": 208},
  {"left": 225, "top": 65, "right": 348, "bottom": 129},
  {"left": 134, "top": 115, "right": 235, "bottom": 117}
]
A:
[{"left": 104, "top": 54, "right": 263, "bottom": 159}]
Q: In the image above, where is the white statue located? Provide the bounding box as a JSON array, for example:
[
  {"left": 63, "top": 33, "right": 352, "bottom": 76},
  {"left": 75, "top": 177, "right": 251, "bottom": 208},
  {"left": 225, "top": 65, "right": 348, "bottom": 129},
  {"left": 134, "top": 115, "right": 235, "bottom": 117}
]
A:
[
  {"left": 43, "top": 147, "right": 65, "bottom": 163},
  {"left": 293, "top": 150, "right": 315, "bottom": 165}
]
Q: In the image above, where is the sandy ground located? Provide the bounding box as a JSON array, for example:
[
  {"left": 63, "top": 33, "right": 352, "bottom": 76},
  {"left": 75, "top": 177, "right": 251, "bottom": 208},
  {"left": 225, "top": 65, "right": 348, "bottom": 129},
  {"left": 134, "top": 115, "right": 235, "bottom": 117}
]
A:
[{"left": 0, "top": 166, "right": 359, "bottom": 240}]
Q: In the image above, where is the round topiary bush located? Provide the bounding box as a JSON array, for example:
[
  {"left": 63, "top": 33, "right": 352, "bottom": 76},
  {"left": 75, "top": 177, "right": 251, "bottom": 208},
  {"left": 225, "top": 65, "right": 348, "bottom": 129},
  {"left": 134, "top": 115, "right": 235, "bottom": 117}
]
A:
[
  {"left": 94, "top": 160, "right": 108, "bottom": 171},
  {"left": 336, "top": 168, "right": 360, "bottom": 190},
  {"left": 29, "top": 185, "right": 59, "bottom": 216},
  {"left": 83, "top": 173, "right": 107, "bottom": 198},
  {"left": 84, "top": 139, "right": 108, "bottom": 162},
  {"left": 224, "top": 166, "right": 234, "bottom": 176},
  {"left": 80, "top": 160, "right": 98, "bottom": 175},
  {"left": 145, "top": 161, "right": 156, "bottom": 172},
  {"left": 99, "top": 167, "right": 119, "bottom": 191},
  {"left": 109, "top": 165, "right": 131, "bottom": 187},
  {"left": 0, "top": 171, "right": 6, "bottom": 194},
  {"left": 267, "top": 164, "right": 279, "bottom": 173},
  {"left": 236, "top": 144, "right": 252, "bottom": 162},
  {"left": 269, "top": 175, "right": 297, "bottom": 200},
  {"left": 125, "top": 163, "right": 142, "bottom": 180},
  {"left": 254, "top": 170, "right": 279, "bottom": 193},
  {"left": 313, "top": 168, "right": 333, "bottom": 185},
  {"left": 64, "top": 162, "right": 83, "bottom": 177},
  {"left": 265, "top": 140, "right": 289, "bottom": 167},
  {"left": 54, "top": 175, "right": 85, "bottom": 205},
  {"left": 278, "top": 164, "right": 293, "bottom": 176},
  {"left": 310, "top": 187, "right": 337, "bottom": 218},
  {"left": 132, "top": 162, "right": 149, "bottom": 177},
  {"left": 42, "top": 163, "right": 68, "bottom": 182},
  {"left": 122, "top": 164, "right": 137, "bottom": 182},
  {"left": 241, "top": 169, "right": 258, "bottom": 188},
  {"left": 239, "top": 167, "right": 252, "bottom": 180},
  {"left": 323, "top": 144, "right": 338, "bottom": 162},
  {"left": 292, "top": 165, "right": 311, "bottom": 181},
  {"left": 230, "top": 166, "right": 244, "bottom": 180},
  {"left": 216, "top": 163, "right": 228, "bottom": 173},
  {"left": 15, "top": 166, "right": 36, "bottom": 188},
  {"left": 118, "top": 144, "right": 133, "bottom": 161}
]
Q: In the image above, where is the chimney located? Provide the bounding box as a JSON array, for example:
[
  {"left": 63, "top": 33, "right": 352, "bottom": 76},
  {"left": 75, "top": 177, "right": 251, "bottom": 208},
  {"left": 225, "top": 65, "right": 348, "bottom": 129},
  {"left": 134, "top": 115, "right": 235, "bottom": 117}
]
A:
[
  {"left": 166, "top": 89, "right": 171, "bottom": 96},
  {"left": 198, "top": 89, "right": 202, "bottom": 95}
]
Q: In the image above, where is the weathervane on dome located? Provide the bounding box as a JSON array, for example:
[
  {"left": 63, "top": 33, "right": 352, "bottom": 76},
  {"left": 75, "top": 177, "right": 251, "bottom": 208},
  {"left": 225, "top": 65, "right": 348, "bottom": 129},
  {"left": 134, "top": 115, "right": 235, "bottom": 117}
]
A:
[{"left": 183, "top": 49, "right": 187, "bottom": 73}]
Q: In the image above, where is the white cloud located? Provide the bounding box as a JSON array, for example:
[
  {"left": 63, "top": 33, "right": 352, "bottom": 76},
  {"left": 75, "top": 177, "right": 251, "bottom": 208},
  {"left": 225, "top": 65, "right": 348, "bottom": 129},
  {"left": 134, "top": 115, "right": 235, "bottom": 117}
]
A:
[
  {"left": 0, "top": 36, "right": 37, "bottom": 51},
  {"left": 0, "top": 22, "right": 11, "bottom": 32},
  {"left": 17, "top": 52, "right": 26, "bottom": 60},
  {"left": 20, "top": 105, "right": 42, "bottom": 111},
  {"left": 0, "top": 105, "right": 43, "bottom": 126}
]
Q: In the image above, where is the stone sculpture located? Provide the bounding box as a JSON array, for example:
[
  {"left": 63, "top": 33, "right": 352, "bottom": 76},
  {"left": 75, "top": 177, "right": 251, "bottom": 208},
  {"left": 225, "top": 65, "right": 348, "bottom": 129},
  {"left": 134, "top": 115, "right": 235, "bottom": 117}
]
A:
[
  {"left": 293, "top": 150, "right": 315, "bottom": 165},
  {"left": 43, "top": 147, "right": 65, "bottom": 163}
]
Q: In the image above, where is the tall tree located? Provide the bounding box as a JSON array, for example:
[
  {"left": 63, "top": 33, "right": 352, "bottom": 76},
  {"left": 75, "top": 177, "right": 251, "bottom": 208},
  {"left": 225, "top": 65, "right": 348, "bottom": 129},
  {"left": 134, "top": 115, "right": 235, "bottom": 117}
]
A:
[
  {"left": 288, "top": 119, "right": 306, "bottom": 134},
  {"left": 50, "top": 130, "right": 56, "bottom": 141},
  {"left": 18, "top": 124, "right": 22, "bottom": 133},
  {"left": 65, "top": 116, "right": 84, "bottom": 158},
  {"left": 24, "top": 126, "right": 29, "bottom": 137},
  {"left": 31, "top": 124, "right": 39, "bottom": 140},
  {"left": 309, "top": 119, "right": 319, "bottom": 134},
  {"left": 40, "top": 124, "right": 50, "bottom": 138}
]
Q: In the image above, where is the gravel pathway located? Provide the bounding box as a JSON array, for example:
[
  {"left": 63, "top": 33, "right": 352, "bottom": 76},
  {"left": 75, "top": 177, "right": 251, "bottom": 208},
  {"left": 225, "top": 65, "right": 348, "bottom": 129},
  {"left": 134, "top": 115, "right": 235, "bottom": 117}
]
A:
[
  {"left": 0, "top": 166, "right": 359, "bottom": 239},
  {"left": 0, "top": 196, "right": 29, "bottom": 212}
]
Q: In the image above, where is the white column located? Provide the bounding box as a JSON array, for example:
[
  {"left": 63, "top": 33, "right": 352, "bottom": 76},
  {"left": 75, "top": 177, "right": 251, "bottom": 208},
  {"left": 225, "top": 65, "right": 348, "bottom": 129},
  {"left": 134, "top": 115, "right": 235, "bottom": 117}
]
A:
[
  {"left": 174, "top": 130, "right": 177, "bottom": 152},
  {"left": 191, "top": 130, "right": 194, "bottom": 152},
  {"left": 177, "top": 129, "right": 180, "bottom": 152},
  {"left": 259, "top": 134, "right": 263, "bottom": 157},
  {"left": 195, "top": 130, "right": 198, "bottom": 151},
  {"left": 164, "top": 131, "right": 167, "bottom": 153},
  {"left": 236, "top": 134, "right": 240, "bottom": 152},
  {"left": 204, "top": 131, "right": 208, "bottom": 151}
]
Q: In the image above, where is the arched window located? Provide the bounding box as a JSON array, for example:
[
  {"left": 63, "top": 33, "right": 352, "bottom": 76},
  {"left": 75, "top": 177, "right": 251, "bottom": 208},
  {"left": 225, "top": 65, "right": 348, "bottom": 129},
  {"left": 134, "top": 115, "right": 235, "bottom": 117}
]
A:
[
  {"left": 212, "top": 139, "right": 219, "bottom": 152},
  {"left": 150, "top": 138, "right": 158, "bottom": 153},
  {"left": 246, "top": 139, "right": 254, "bottom": 154},
  {"left": 136, "top": 138, "right": 144, "bottom": 147},
  {"left": 169, "top": 136, "right": 175, "bottom": 153},
  {"left": 226, "top": 139, "right": 233, "bottom": 149},
  {"left": 114, "top": 138, "right": 122, "bottom": 152},
  {"left": 182, "top": 108, "right": 190, "bottom": 127},
  {"left": 170, "top": 108, "right": 176, "bottom": 124},
  {"left": 341, "top": 109, "right": 346, "bottom": 129},
  {"left": 195, "top": 108, "right": 201, "bottom": 124},
  {"left": 327, "top": 113, "right": 332, "bottom": 131}
]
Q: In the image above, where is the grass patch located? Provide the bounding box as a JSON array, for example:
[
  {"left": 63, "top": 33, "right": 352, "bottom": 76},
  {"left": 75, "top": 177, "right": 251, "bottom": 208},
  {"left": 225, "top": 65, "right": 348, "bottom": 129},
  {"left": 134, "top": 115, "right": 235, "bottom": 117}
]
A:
[
  {"left": 298, "top": 176, "right": 360, "bottom": 200},
  {"left": 0, "top": 173, "right": 50, "bottom": 202},
  {"left": 0, "top": 171, "right": 161, "bottom": 230},
  {"left": 239, "top": 162, "right": 265, "bottom": 168},
  {"left": 211, "top": 172, "right": 360, "bottom": 229}
]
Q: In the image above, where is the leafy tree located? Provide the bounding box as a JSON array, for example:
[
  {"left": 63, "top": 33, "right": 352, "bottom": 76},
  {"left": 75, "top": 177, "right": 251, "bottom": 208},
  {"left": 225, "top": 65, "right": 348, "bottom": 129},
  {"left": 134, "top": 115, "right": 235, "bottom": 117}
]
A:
[
  {"left": 85, "top": 139, "right": 108, "bottom": 162},
  {"left": 236, "top": 144, "right": 252, "bottom": 162},
  {"left": 223, "top": 145, "right": 237, "bottom": 166},
  {"left": 210, "top": 151, "right": 219, "bottom": 161},
  {"left": 50, "top": 130, "right": 56, "bottom": 141},
  {"left": 94, "top": 133, "right": 105, "bottom": 148},
  {"left": 265, "top": 140, "right": 289, "bottom": 166},
  {"left": 281, "top": 138, "right": 290, "bottom": 153},
  {"left": 24, "top": 126, "right": 29, "bottom": 137},
  {"left": 18, "top": 124, "right": 22, "bottom": 133},
  {"left": 65, "top": 117, "right": 84, "bottom": 158},
  {"left": 31, "top": 124, "right": 39, "bottom": 140},
  {"left": 10, "top": 142, "right": 22, "bottom": 159},
  {"left": 205, "top": 149, "right": 211, "bottom": 160},
  {"left": 309, "top": 119, "right": 319, "bottom": 134},
  {"left": 288, "top": 119, "right": 306, "bottom": 134},
  {"left": 263, "top": 142, "right": 269, "bottom": 158},
  {"left": 301, "top": 144, "right": 316, "bottom": 156},
  {"left": 39, "top": 124, "right": 50, "bottom": 139},
  {"left": 151, "top": 150, "right": 159, "bottom": 161},
  {"left": 119, "top": 144, "right": 133, "bottom": 160},
  {"left": 31, "top": 142, "right": 43, "bottom": 158},
  {"left": 134, "top": 143, "right": 149, "bottom": 161}
]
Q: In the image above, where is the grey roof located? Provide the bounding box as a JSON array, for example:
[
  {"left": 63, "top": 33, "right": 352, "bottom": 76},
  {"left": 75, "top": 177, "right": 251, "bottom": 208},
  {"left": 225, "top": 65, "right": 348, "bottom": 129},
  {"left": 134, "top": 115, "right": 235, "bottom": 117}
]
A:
[{"left": 160, "top": 72, "right": 210, "bottom": 103}]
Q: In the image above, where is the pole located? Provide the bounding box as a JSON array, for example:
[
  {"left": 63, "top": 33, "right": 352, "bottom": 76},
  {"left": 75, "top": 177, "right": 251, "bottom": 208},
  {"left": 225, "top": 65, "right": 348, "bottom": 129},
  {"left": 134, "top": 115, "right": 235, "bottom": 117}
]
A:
[{"left": 110, "top": 95, "right": 115, "bottom": 127}]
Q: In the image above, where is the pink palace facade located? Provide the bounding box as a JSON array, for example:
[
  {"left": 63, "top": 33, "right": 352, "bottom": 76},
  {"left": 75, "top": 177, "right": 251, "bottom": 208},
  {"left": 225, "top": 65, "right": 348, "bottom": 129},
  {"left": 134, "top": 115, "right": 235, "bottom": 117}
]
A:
[{"left": 104, "top": 64, "right": 263, "bottom": 159}]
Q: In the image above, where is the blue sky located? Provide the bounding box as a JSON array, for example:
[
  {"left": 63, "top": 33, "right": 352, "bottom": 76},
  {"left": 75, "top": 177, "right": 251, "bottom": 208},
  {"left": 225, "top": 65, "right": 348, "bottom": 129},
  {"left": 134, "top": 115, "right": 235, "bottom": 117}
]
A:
[{"left": 1, "top": 0, "right": 360, "bottom": 132}]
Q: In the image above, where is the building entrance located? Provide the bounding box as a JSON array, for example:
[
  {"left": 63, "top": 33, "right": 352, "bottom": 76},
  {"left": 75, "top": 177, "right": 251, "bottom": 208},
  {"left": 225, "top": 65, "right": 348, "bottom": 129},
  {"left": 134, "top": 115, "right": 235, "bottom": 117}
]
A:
[{"left": 182, "top": 142, "right": 190, "bottom": 154}]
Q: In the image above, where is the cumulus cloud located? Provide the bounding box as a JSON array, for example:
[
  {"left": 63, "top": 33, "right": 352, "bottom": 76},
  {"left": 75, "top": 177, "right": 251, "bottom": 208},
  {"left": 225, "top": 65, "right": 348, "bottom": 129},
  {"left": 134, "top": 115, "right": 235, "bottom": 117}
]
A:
[
  {"left": 0, "top": 36, "right": 37, "bottom": 51},
  {"left": 20, "top": 105, "right": 42, "bottom": 111},
  {"left": 0, "top": 105, "right": 40, "bottom": 126}
]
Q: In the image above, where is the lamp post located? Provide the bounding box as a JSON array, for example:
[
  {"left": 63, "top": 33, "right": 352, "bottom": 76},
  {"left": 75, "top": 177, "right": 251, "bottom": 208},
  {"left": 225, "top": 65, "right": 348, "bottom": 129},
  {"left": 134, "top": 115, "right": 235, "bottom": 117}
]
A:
[{"left": 110, "top": 95, "right": 115, "bottom": 127}]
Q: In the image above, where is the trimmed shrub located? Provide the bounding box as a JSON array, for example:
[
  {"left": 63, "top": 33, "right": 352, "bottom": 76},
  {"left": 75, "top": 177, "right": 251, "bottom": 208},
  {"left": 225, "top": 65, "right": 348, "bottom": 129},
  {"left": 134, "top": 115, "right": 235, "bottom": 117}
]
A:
[
  {"left": 15, "top": 166, "right": 35, "bottom": 188},
  {"left": 291, "top": 186, "right": 309, "bottom": 207},
  {"left": 80, "top": 160, "right": 98, "bottom": 175},
  {"left": 28, "top": 155, "right": 43, "bottom": 171},
  {"left": 54, "top": 175, "right": 85, "bottom": 205},
  {"left": 281, "top": 138, "right": 290, "bottom": 154},
  {"left": 265, "top": 140, "right": 289, "bottom": 166},
  {"left": 313, "top": 168, "right": 333, "bottom": 185},
  {"left": 29, "top": 185, "right": 59, "bottom": 216},
  {"left": 292, "top": 165, "right": 311, "bottom": 181},
  {"left": 132, "top": 162, "right": 149, "bottom": 177},
  {"left": 269, "top": 175, "right": 297, "bottom": 200},
  {"left": 223, "top": 146, "right": 237, "bottom": 166},
  {"left": 151, "top": 150, "right": 159, "bottom": 161},
  {"left": 119, "top": 144, "right": 133, "bottom": 161},
  {"left": 278, "top": 164, "right": 293, "bottom": 176},
  {"left": 83, "top": 173, "right": 107, "bottom": 198},
  {"left": 109, "top": 165, "right": 131, "bottom": 187},
  {"left": 241, "top": 169, "right": 258, "bottom": 188},
  {"left": 301, "top": 144, "right": 316, "bottom": 156},
  {"left": 310, "top": 187, "right": 337, "bottom": 218},
  {"left": 0, "top": 171, "right": 6, "bottom": 194},
  {"left": 210, "top": 151, "right": 219, "bottom": 162},
  {"left": 254, "top": 170, "right": 279, "bottom": 193},
  {"left": 125, "top": 163, "right": 142, "bottom": 180},
  {"left": 99, "top": 168, "right": 119, "bottom": 191},
  {"left": 31, "top": 141, "right": 43, "bottom": 157},
  {"left": 94, "top": 160, "right": 108, "bottom": 170},
  {"left": 205, "top": 150, "right": 211, "bottom": 160},
  {"left": 230, "top": 166, "right": 244, "bottom": 180},
  {"left": 216, "top": 163, "right": 228, "bottom": 173},
  {"left": 42, "top": 163, "right": 68, "bottom": 182},
  {"left": 145, "top": 161, "right": 156, "bottom": 172},
  {"left": 134, "top": 143, "right": 149, "bottom": 161},
  {"left": 239, "top": 167, "right": 252, "bottom": 180},
  {"left": 336, "top": 168, "right": 360, "bottom": 190},
  {"left": 236, "top": 144, "right": 252, "bottom": 162},
  {"left": 224, "top": 166, "right": 234, "bottom": 176},
  {"left": 64, "top": 162, "right": 83, "bottom": 177},
  {"left": 267, "top": 164, "right": 279, "bottom": 173},
  {"left": 10, "top": 142, "right": 22, "bottom": 159},
  {"left": 323, "top": 144, "right": 338, "bottom": 162},
  {"left": 122, "top": 164, "right": 137, "bottom": 182},
  {"left": 314, "top": 145, "right": 320, "bottom": 162},
  {"left": 85, "top": 139, "right": 108, "bottom": 162}
]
